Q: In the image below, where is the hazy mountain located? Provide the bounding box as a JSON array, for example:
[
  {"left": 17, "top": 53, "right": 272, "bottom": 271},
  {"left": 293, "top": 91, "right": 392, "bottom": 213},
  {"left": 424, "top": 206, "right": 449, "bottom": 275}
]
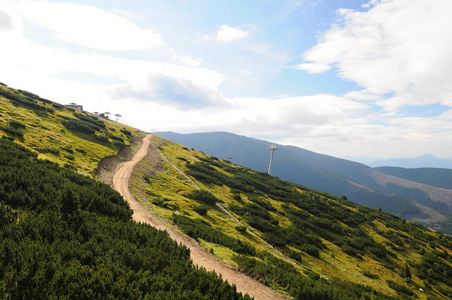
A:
[
  {"left": 369, "top": 154, "right": 452, "bottom": 169},
  {"left": 376, "top": 166, "right": 452, "bottom": 190},
  {"left": 342, "top": 156, "right": 382, "bottom": 165},
  {"left": 157, "top": 131, "right": 452, "bottom": 233}
]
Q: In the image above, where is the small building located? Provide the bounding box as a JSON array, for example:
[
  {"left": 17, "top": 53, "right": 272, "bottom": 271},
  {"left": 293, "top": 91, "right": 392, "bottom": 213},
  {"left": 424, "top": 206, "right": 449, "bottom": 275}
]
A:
[{"left": 67, "top": 102, "right": 83, "bottom": 110}]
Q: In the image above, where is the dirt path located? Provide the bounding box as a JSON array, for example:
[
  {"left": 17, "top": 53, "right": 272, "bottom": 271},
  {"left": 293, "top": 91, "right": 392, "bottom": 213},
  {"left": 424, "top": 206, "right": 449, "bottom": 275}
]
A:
[{"left": 112, "top": 134, "right": 288, "bottom": 300}]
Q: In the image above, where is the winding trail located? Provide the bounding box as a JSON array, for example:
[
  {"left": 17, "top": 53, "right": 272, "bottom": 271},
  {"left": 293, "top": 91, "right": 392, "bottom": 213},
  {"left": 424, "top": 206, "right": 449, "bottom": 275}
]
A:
[{"left": 112, "top": 134, "right": 288, "bottom": 300}]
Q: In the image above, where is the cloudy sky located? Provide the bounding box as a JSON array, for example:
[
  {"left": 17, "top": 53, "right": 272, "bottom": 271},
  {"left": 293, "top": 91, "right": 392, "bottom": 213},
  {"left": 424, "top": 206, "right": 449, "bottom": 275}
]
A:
[{"left": 1, "top": 0, "right": 451, "bottom": 160}]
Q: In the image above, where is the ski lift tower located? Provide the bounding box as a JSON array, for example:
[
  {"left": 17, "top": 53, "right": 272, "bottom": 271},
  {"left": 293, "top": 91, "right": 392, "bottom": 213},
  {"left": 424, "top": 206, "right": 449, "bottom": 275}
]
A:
[{"left": 267, "top": 145, "right": 278, "bottom": 175}]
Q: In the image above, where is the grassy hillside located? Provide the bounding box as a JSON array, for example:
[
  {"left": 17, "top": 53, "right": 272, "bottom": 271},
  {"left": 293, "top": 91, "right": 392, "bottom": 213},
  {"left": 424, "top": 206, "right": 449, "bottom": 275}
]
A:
[
  {"left": 0, "top": 137, "right": 248, "bottom": 299},
  {"left": 0, "top": 83, "right": 140, "bottom": 177},
  {"left": 0, "top": 84, "right": 248, "bottom": 299},
  {"left": 156, "top": 131, "right": 452, "bottom": 234},
  {"left": 131, "top": 136, "right": 452, "bottom": 299},
  {"left": 3, "top": 83, "right": 452, "bottom": 299}
]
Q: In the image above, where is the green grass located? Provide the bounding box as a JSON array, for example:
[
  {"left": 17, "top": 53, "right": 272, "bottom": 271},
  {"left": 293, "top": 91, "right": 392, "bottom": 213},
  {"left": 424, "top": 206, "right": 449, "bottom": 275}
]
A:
[
  {"left": 5, "top": 83, "right": 449, "bottom": 299},
  {"left": 129, "top": 136, "right": 452, "bottom": 300},
  {"left": 0, "top": 84, "right": 139, "bottom": 177}
]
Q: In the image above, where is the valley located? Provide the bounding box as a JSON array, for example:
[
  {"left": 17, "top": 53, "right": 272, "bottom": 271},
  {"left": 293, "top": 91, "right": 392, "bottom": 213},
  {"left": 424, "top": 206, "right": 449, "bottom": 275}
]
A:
[{"left": 157, "top": 131, "right": 452, "bottom": 235}]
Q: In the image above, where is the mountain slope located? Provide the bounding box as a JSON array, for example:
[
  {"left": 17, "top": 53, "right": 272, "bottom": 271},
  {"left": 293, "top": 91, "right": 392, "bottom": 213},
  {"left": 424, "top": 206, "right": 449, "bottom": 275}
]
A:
[
  {"left": 114, "top": 134, "right": 286, "bottom": 300},
  {"left": 0, "top": 84, "right": 249, "bottom": 299},
  {"left": 0, "top": 137, "right": 248, "bottom": 299},
  {"left": 156, "top": 131, "right": 452, "bottom": 233},
  {"left": 3, "top": 84, "right": 452, "bottom": 299},
  {"left": 130, "top": 135, "right": 452, "bottom": 299},
  {"left": 370, "top": 154, "right": 452, "bottom": 169},
  {"left": 376, "top": 166, "right": 452, "bottom": 190},
  {"left": 0, "top": 83, "right": 140, "bottom": 177}
]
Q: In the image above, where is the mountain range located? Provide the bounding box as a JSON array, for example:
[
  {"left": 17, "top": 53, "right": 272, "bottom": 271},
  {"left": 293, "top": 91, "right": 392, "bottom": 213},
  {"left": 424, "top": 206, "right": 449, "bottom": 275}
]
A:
[
  {"left": 369, "top": 154, "right": 452, "bottom": 169},
  {"left": 2, "top": 83, "right": 452, "bottom": 299},
  {"left": 157, "top": 131, "right": 452, "bottom": 234}
]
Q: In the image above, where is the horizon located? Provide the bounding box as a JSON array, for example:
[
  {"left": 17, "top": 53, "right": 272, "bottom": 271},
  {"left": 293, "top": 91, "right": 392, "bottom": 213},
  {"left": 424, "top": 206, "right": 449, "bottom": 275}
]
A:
[
  {"left": 1, "top": 0, "right": 451, "bottom": 160},
  {"left": 156, "top": 130, "right": 452, "bottom": 164}
]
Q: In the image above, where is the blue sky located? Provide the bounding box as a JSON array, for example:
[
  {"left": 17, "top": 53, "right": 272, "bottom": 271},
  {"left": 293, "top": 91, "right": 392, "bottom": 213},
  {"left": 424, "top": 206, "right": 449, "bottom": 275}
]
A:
[{"left": 1, "top": 0, "right": 452, "bottom": 160}]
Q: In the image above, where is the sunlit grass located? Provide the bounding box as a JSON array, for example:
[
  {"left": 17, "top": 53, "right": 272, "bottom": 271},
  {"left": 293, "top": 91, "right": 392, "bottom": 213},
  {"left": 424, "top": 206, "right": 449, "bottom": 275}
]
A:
[{"left": 0, "top": 86, "right": 139, "bottom": 177}]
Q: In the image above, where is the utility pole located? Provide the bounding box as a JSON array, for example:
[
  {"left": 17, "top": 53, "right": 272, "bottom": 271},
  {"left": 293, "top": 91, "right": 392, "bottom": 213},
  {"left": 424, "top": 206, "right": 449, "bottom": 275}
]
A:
[{"left": 267, "top": 145, "right": 278, "bottom": 175}]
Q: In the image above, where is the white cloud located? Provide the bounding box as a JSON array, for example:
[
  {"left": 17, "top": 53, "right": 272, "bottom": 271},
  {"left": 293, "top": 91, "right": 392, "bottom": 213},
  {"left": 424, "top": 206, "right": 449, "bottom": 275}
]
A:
[
  {"left": 178, "top": 54, "right": 201, "bottom": 67},
  {"left": 16, "top": 0, "right": 162, "bottom": 51},
  {"left": 216, "top": 25, "right": 248, "bottom": 43},
  {"left": 1, "top": 0, "right": 451, "bottom": 160},
  {"left": 344, "top": 90, "right": 382, "bottom": 101},
  {"left": 169, "top": 49, "right": 201, "bottom": 67},
  {"left": 0, "top": 1, "right": 224, "bottom": 111},
  {"left": 298, "top": 0, "right": 452, "bottom": 110},
  {"left": 289, "top": 62, "right": 331, "bottom": 73},
  {"left": 112, "top": 74, "right": 228, "bottom": 109}
]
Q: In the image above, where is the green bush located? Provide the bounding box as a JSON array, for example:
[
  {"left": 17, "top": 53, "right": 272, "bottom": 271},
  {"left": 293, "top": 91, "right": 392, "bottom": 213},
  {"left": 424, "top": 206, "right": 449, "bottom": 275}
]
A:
[
  {"left": 187, "top": 189, "right": 219, "bottom": 205},
  {"left": 172, "top": 214, "right": 256, "bottom": 255},
  {"left": 120, "top": 128, "right": 132, "bottom": 136},
  {"left": 235, "top": 226, "right": 246, "bottom": 233},
  {"left": 8, "top": 120, "right": 26, "bottom": 129},
  {"left": 62, "top": 119, "right": 95, "bottom": 134},
  {"left": 194, "top": 205, "right": 208, "bottom": 215},
  {"left": 95, "top": 134, "right": 110, "bottom": 143},
  {"left": 75, "top": 148, "right": 86, "bottom": 154},
  {"left": 74, "top": 112, "right": 105, "bottom": 129},
  {"left": 1, "top": 126, "right": 23, "bottom": 137},
  {"left": 362, "top": 271, "right": 379, "bottom": 279},
  {"left": 300, "top": 244, "right": 320, "bottom": 257},
  {"left": 385, "top": 280, "right": 414, "bottom": 296}
]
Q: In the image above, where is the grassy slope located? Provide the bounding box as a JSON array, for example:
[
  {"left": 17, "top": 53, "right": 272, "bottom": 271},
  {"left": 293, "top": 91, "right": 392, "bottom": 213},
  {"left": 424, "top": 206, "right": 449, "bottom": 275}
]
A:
[
  {"left": 0, "top": 84, "right": 140, "bottom": 177},
  {"left": 3, "top": 83, "right": 452, "bottom": 299},
  {"left": 0, "top": 84, "right": 250, "bottom": 299},
  {"left": 155, "top": 131, "right": 452, "bottom": 232},
  {"left": 131, "top": 136, "right": 452, "bottom": 300}
]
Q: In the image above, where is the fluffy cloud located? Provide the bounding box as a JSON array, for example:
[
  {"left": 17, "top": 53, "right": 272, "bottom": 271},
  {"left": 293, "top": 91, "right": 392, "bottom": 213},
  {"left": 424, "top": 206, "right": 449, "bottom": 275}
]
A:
[
  {"left": 216, "top": 25, "right": 248, "bottom": 43},
  {"left": 0, "top": 10, "right": 13, "bottom": 30},
  {"left": 169, "top": 49, "right": 201, "bottom": 67},
  {"left": 2, "top": 0, "right": 451, "bottom": 160},
  {"left": 294, "top": 0, "right": 452, "bottom": 110},
  {"left": 289, "top": 62, "right": 331, "bottom": 74},
  {"left": 16, "top": 0, "right": 162, "bottom": 51},
  {"left": 112, "top": 74, "right": 228, "bottom": 109}
]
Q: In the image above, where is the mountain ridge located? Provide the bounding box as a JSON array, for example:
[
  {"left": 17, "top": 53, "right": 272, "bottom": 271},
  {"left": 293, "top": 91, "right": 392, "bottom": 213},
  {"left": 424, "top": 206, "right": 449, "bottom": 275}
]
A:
[
  {"left": 370, "top": 154, "right": 452, "bottom": 169},
  {"left": 3, "top": 83, "right": 452, "bottom": 299},
  {"left": 156, "top": 131, "right": 452, "bottom": 234}
]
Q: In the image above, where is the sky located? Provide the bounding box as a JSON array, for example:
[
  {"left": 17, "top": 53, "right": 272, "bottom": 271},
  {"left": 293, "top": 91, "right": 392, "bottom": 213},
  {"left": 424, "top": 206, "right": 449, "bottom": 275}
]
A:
[{"left": 1, "top": 0, "right": 452, "bottom": 161}]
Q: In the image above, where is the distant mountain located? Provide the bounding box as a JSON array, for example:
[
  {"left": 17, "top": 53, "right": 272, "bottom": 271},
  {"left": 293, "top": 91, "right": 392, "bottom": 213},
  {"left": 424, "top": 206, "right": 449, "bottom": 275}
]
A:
[
  {"left": 342, "top": 156, "right": 381, "bottom": 165},
  {"left": 369, "top": 154, "right": 452, "bottom": 169},
  {"left": 157, "top": 131, "right": 452, "bottom": 233},
  {"left": 376, "top": 166, "right": 452, "bottom": 190}
]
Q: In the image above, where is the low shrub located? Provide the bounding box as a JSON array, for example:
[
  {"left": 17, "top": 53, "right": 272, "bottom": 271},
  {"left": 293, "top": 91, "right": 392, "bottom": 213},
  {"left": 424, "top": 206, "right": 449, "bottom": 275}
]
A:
[
  {"left": 187, "top": 190, "right": 219, "bottom": 205},
  {"left": 194, "top": 206, "right": 208, "bottom": 215}
]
